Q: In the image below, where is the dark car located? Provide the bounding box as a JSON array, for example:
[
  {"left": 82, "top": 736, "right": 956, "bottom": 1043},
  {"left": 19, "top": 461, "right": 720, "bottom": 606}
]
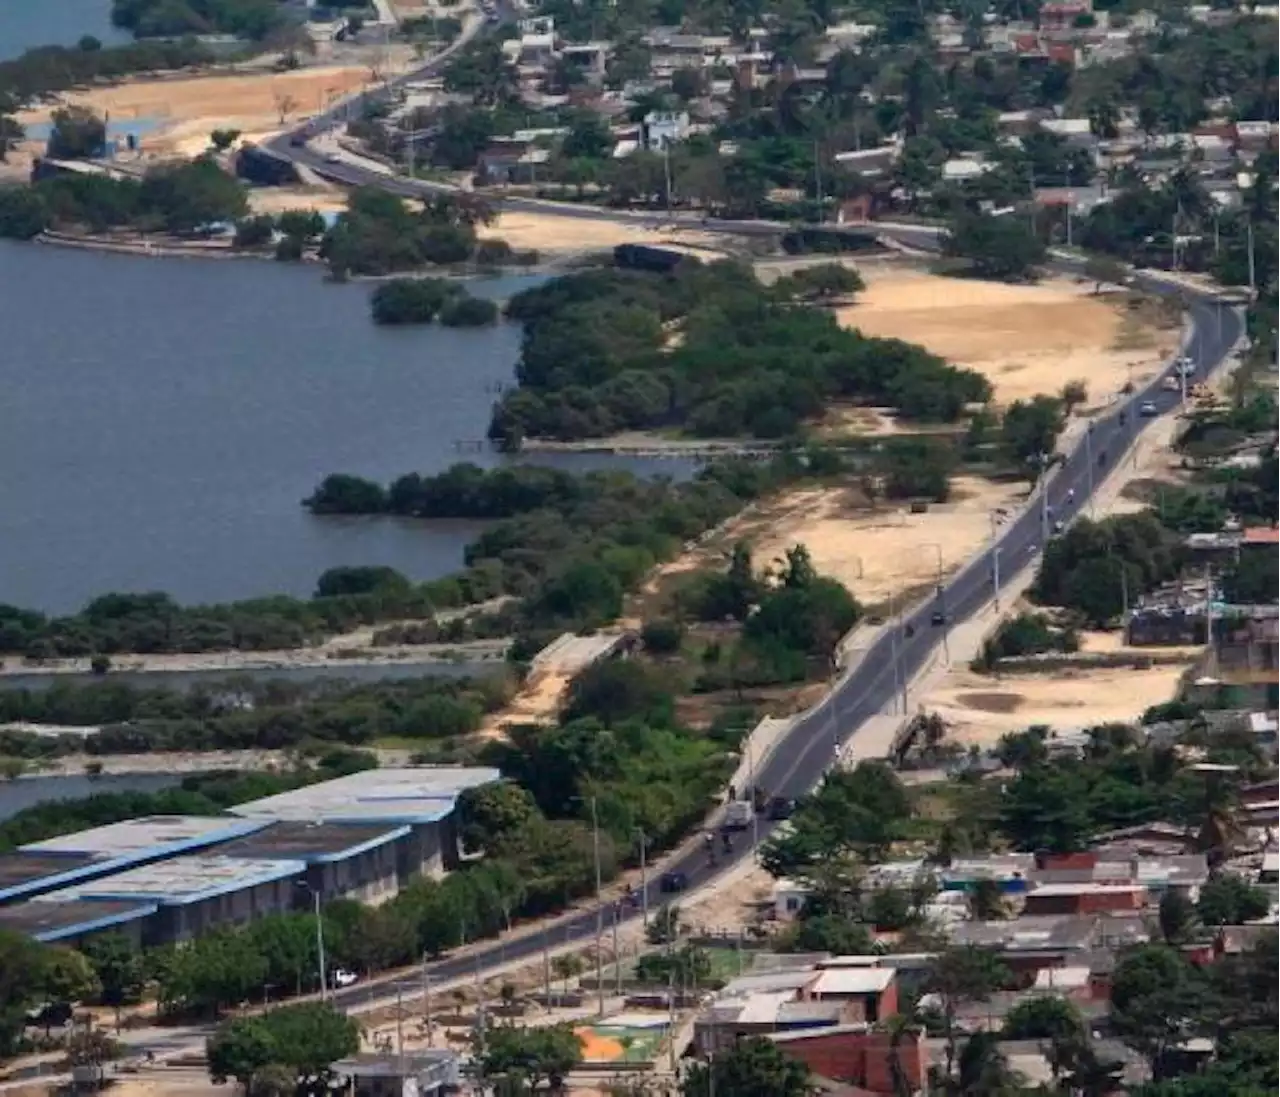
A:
[
  {"left": 767, "top": 796, "right": 796, "bottom": 821},
  {"left": 659, "top": 871, "right": 688, "bottom": 893},
  {"left": 930, "top": 610, "right": 947, "bottom": 626}
]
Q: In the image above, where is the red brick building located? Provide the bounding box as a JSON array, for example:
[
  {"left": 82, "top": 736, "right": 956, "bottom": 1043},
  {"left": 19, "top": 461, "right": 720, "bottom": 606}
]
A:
[{"left": 773, "top": 1027, "right": 927, "bottom": 1095}]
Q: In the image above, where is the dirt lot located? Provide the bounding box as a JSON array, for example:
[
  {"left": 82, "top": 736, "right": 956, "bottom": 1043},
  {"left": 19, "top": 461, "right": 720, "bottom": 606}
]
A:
[
  {"left": 923, "top": 658, "right": 1195, "bottom": 748},
  {"left": 477, "top": 211, "right": 729, "bottom": 257},
  {"left": 647, "top": 475, "right": 1026, "bottom": 612},
  {"left": 837, "top": 268, "right": 1179, "bottom": 408},
  {"left": 17, "top": 62, "right": 399, "bottom": 159},
  {"left": 246, "top": 184, "right": 349, "bottom": 216}
]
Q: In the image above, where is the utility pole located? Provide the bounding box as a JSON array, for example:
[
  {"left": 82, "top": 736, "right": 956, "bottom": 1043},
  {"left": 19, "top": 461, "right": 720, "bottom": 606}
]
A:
[
  {"left": 926, "top": 543, "right": 948, "bottom": 664},
  {"left": 1037, "top": 452, "right": 1051, "bottom": 544},
  {"left": 1246, "top": 218, "right": 1256, "bottom": 297},
  {"left": 1084, "top": 425, "right": 1095, "bottom": 517},
  {"left": 636, "top": 828, "right": 649, "bottom": 929},
  {"left": 990, "top": 513, "right": 1002, "bottom": 613},
  {"left": 814, "top": 139, "right": 823, "bottom": 223},
  {"left": 591, "top": 796, "right": 605, "bottom": 1016},
  {"left": 422, "top": 956, "right": 432, "bottom": 1043},
  {"left": 662, "top": 142, "right": 673, "bottom": 222},
  {"left": 888, "top": 594, "right": 904, "bottom": 716},
  {"left": 612, "top": 904, "right": 622, "bottom": 997},
  {"left": 395, "top": 983, "right": 405, "bottom": 1072},
  {"left": 1027, "top": 162, "right": 1037, "bottom": 235}
]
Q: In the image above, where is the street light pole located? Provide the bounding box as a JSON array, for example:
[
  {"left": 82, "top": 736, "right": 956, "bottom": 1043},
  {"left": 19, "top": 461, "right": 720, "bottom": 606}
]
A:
[
  {"left": 1084, "top": 426, "right": 1095, "bottom": 517},
  {"left": 296, "top": 884, "right": 328, "bottom": 1002},
  {"left": 923, "top": 542, "right": 949, "bottom": 664},
  {"left": 989, "top": 514, "right": 1002, "bottom": 613},
  {"left": 590, "top": 796, "right": 605, "bottom": 1016},
  {"left": 636, "top": 828, "right": 649, "bottom": 930}
]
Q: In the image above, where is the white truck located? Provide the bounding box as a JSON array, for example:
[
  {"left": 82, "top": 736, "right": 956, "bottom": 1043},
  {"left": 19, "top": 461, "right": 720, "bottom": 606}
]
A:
[{"left": 723, "top": 799, "right": 754, "bottom": 830}]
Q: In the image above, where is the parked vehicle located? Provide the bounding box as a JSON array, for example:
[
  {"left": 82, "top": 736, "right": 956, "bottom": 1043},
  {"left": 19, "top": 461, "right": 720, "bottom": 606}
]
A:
[
  {"left": 333, "top": 969, "right": 359, "bottom": 988},
  {"left": 723, "top": 800, "right": 753, "bottom": 830}
]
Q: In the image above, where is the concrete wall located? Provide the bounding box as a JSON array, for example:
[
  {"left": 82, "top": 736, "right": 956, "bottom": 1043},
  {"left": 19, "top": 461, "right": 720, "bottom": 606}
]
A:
[
  {"left": 151, "top": 876, "right": 298, "bottom": 945},
  {"left": 311, "top": 842, "right": 400, "bottom": 906}
]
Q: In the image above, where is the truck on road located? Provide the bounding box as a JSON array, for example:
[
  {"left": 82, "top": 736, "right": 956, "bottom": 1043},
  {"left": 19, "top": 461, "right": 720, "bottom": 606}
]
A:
[{"left": 723, "top": 799, "right": 754, "bottom": 830}]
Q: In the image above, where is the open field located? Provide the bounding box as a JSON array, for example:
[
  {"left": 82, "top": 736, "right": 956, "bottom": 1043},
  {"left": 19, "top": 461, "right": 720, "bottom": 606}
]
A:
[
  {"left": 645, "top": 475, "right": 1026, "bottom": 613},
  {"left": 246, "top": 184, "right": 349, "bottom": 216},
  {"left": 837, "top": 268, "right": 1179, "bottom": 408},
  {"left": 922, "top": 657, "right": 1195, "bottom": 748},
  {"left": 477, "top": 211, "right": 730, "bottom": 257},
  {"left": 17, "top": 62, "right": 402, "bottom": 159}
]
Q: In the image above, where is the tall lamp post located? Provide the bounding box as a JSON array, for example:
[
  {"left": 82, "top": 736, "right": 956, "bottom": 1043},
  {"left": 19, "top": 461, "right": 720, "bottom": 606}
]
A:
[{"left": 295, "top": 882, "right": 328, "bottom": 1001}]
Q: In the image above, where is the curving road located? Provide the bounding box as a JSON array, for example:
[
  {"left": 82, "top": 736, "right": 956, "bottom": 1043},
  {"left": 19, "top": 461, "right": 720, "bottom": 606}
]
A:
[
  {"left": 256, "top": 31, "right": 1245, "bottom": 1011},
  {"left": 314, "top": 280, "right": 1240, "bottom": 1013}
]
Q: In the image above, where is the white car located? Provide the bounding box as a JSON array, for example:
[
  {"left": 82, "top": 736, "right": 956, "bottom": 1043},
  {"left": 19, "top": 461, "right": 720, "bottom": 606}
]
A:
[{"left": 332, "top": 969, "right": 359, "bottom": 988}]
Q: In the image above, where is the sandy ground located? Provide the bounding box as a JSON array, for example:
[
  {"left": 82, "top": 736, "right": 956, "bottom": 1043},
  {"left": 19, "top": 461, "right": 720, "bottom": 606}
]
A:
[
  {"left": 477, "top": 670, "right": 569, "bottom": 738},
  {"left": 477, "top": 212, "right": 729, "bottom": 257},
  {"left": 838, "top": 268, "right": 1178, "bottom": 408},
  {"left": 246, "top": 183, "right": 349, "bottom": 216},
  {"left": 17, "top": 61, "right": 403, "bottom": 159},
  {"left": 681, "top": 475, "right": 1026, "bottom": 610},
  {"left": 923, "top": 659, "right": 1194, "bottom": 747},
  {"left": 907, "top": 343, "right": 1237, "bottom": 751}
]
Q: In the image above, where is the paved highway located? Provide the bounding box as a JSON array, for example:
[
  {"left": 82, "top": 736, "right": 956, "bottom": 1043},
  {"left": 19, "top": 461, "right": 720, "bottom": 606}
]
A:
[
  {"left": 315, "top": 283, "right": 1240, "bottom": 1014},
  {"left": 255, "top": 27, "right": 1246, "bottom": 1013}
]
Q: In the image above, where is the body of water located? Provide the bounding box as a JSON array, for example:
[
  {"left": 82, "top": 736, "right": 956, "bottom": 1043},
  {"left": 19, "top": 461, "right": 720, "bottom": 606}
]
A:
[
  {"left": 0, "top": 244, "right": 690, "bottom": 614},
  {"left": 0, "top": 0, "right": 132, "bottom": 60},
  {"left": 0, "top": 772, "right": 181, "bottom": 821}
]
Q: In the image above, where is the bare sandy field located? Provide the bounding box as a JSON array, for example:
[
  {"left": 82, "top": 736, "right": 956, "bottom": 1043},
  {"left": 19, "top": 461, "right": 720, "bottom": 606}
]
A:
[
  {"left": 732, "top": 475, "right": 1026, "bottom": 609},
  {"left": 922, "top": 661, "right": 1194, "bottom": 747},
  {"left": 247, "top": 184, "right": 349, "bottom": 216},
  {"left": 478, "top": 211, "right": 728, "bottom": 256},
  {"left": 838, "top": 269, "right": 1178, "bottom": 408},
  {"left": 18, "top": 64, "right": 385, "bottom": 158}
]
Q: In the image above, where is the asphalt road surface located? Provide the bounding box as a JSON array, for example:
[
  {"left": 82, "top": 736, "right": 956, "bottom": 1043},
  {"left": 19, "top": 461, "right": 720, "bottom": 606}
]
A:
[{"left": 256, "top": 28, "right": 1245, "bottom": 1012}]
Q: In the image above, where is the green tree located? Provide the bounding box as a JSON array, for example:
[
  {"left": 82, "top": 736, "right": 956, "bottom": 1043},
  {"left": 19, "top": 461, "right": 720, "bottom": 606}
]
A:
[
  {"left": 1002, "top": 995, "right": 1086, "bottom": 1043},
  {"left": 1001, "top": 395, "right": 1065, "bottom": 472},
  {"left": 1158, "top": 889, "right": 1198, "bottom": 945},
  {"left": 1196, "top": 873, "right": 1272, "bottom": 926},
  {"left": 0, "top": 929, "right": 53, "bottom": 1055},
  {"left": 681, "top": 1035, "right": 814, "bottom": 1097},
  {"left": 926, "top": 946, "right": 1010, "bottom": 1084},
  {"left": 457, "top": 780, "right": 542, "bottom": 854},
  {"left": 1110, "top": 945, "right": 1209, "bottom": 1082},
  {"left": 40, "top": 946, "right": 101, "bottom": 1007},
  {"left": 475, "top": 1023, "right": 582, "bottom": 1091},
  {"left": 370, "top": 277, "right": 458, "bottom": 324},
  {"left": 81, "top": 933, "right": 145, "bottom": 1026},
  {"left": 942, "top": 211, "right": 1046, "bottom": 281},
  {"left": 210, "top": 128, "right": 242, "bottom": 152},
  {"left": 207, "top": 1003, "right": 359, "bottom": 1087},
  {"left": 1084, "top": 255, "right": 1129, "bottom": 292},
  {"left": 47, "top": 106, "right": 106, "bottom": 158}
]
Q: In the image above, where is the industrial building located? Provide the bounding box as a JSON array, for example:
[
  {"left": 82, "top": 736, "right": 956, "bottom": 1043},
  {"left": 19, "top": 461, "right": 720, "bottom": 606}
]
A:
[
  {"left": 0, "top": 815, "right": 269, "bottom": 904},
  {"left": 34, "top": 855, "right": 306, "bottom": 946},
  {"left": 214, "top": 822, "right": 408, "bottom": 905},
  {"left": 228, "top": 765, "right": 501, "bottom": 878},
  {"left": 0, "top": 766, "right": 500, "bottom": 946}
]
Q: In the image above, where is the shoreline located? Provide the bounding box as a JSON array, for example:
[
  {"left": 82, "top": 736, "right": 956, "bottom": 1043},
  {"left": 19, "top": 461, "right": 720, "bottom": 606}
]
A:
[
  {"left": 28, "top": 229, "right": 564, "bottom": 278},
  {"left": 0, "top": 638, "right": 510, "bottom": 680}
]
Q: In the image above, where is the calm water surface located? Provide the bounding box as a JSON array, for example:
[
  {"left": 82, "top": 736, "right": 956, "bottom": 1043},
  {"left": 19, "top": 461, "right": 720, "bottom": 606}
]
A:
[
  {"left": 0, "top": 244, "right": 690, "bottom": 613},
  {"left": 0, "top": 772, "right": 181, "bottom": 821},
  {"left": 0, "top": 0, "right": 132, "bottom": 59}
]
